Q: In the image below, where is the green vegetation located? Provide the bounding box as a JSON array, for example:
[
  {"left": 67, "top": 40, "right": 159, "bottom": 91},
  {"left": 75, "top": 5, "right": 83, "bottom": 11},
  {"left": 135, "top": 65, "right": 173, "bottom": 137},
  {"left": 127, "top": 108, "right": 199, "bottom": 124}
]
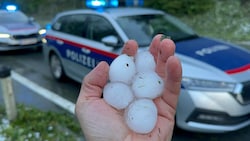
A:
[
  {"left": 179, "top": 0, "right": 250, "bottom": 44},
  {"left": 8, "top": 0, "right": 85, "bottom": 22},
  {"left": 146, "top": 0, "right": 250, "bottom": 46},
  {"left": 0, "top": 105, "right": 83, "bottom": 141},
  {"left": 144, "top": 0, "right": 215, "bottom": 16}
]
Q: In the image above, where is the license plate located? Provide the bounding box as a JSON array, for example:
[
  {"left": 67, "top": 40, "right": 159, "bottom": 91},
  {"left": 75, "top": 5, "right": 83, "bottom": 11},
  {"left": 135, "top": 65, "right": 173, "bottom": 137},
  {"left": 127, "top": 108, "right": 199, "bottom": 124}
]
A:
[{"left": 20, "top": 38, "right": 38, "bottom": 45}]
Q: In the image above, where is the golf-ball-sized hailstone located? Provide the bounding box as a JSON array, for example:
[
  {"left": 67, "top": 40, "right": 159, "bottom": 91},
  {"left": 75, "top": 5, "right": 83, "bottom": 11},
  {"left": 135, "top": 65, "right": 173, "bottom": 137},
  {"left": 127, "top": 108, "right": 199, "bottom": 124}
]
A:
[
  {"left": 103, "top": 82, "right": 134, "bottom": 110},
  {"left": 135, "top": 51, "right": 156, "bottom": 72},
  {"left": 132, "top": 71, "right": 164, "bottom": 99},
  {"left": 109, "top": 54, "right": 136, "bottom": 84},
  {"left": 125, "top": 99, "right": 157, "bottom": 134}
]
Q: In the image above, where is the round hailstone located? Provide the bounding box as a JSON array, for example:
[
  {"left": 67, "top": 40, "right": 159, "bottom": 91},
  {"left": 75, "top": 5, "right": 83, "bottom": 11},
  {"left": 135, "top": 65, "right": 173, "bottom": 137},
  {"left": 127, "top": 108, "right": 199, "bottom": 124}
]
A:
[
  {"left": 103, "top": 82, "right": 134, "bottom": 110},
  {"left": 132, "top": 71, "right": 164, "bottom": 99},
  {"left": 109, "top": 54, "right": 136, "bottom": 84},
  {"left": 125, "top": 99, "right": 157, "bottom": 134},
  {"left": 135, "top": 51, "right": 156, "bottom": 72}
]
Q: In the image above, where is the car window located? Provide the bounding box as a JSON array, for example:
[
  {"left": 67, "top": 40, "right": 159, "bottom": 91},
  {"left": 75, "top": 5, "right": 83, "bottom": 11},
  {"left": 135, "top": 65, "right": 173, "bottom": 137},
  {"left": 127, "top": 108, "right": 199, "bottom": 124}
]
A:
[
  {"left": 86, "top": 15, "right": 120, "bottom": 43},
  {"left": 116, "top": 14, "right": 197, "bottom": 46},
  {"left": 52, "top": 14, "right": 88, "bottom": 37}
]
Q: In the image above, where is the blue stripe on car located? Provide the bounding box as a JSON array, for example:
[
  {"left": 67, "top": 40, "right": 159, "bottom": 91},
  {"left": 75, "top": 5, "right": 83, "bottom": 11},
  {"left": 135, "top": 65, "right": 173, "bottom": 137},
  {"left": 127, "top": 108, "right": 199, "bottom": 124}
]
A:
[{"left": 176, "top": 37, "right": 250, "bottom": 73}]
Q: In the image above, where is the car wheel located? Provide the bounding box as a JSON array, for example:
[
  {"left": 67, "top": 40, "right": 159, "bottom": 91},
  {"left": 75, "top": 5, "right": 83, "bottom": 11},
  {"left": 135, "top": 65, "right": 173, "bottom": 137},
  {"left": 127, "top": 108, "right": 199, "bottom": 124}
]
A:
[{"left": 49, "top": 53, "right": 66, "bottom": 81}]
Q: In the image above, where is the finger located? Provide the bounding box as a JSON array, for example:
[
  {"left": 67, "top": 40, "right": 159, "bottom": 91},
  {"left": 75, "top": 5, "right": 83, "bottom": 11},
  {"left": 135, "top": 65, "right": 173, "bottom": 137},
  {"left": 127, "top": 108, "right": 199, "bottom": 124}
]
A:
[
  {"left": 121, "top": 40, "right": 138, "bottom": 56},
  {"left": 162, "top": 56, "right": 182, "bottom": 109},
  {"left": 154, "top": 56, "right": 182, "bottom": 120},
  {"left": 77, "top": 61, "right": 109, "bottom": 101},
  {"left": 149, "top": 34, "right": 163, "bottom": 62},
  {"left": 155, "top": 39, "right": 176, "bottom": 78}
]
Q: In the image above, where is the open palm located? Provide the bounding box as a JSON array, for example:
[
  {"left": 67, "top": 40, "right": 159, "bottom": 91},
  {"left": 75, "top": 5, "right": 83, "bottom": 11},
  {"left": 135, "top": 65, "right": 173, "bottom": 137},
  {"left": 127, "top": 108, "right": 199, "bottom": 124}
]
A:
[{"left": 75, "top": 34, "right": 182, "bottom": 141}]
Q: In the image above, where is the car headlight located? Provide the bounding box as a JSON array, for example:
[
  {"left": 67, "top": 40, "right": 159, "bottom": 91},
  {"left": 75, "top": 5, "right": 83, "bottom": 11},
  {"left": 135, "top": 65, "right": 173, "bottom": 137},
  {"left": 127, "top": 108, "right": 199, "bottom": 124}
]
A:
[
  {"left": 0, "top": 33, "right": 10, "bottom": 38},
  {"left": 182, "top": 77, "right": 236, "bottom": 92},
  {"left": 38, "top": 29, "right": 46, "bottom": 35}
]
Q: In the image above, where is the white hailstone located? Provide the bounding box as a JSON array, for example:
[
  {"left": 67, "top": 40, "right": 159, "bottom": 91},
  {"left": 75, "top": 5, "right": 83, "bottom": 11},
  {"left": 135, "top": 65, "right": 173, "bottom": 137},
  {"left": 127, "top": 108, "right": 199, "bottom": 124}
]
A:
[
  {"left": 125, "top": 99, "right": 157, "bottom": 134},
  {"left": 105, "top": 51, "right": 164, "bottom": 134},
  {"left": 135, "top": 51, "right": 156, "bottom": 72},
  {"left": 132, "top": 71, "right": 164, "bottom": 99},
  {"left": 109, "top": 54, "right": 136, "bottom": 84},
  {"left": 103, "top": 82, "right": 134, "bottom": 110}
]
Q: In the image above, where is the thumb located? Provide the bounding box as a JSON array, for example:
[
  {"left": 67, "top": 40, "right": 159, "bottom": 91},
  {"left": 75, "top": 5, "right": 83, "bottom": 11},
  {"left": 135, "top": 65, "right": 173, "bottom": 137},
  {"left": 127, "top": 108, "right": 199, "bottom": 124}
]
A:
[{"left": 78, "top": 61, "right": 109, "bottom": 101}]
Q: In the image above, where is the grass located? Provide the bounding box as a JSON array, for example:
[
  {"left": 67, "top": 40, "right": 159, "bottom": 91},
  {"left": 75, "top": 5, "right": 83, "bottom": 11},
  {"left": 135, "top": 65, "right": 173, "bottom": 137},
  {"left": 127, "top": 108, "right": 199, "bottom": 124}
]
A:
[
  {"left": 179, "top": 0, "right": 250, "bottom": 50},
  {"left": 0, "top": 104, "right": 83, "bottom": 141}
]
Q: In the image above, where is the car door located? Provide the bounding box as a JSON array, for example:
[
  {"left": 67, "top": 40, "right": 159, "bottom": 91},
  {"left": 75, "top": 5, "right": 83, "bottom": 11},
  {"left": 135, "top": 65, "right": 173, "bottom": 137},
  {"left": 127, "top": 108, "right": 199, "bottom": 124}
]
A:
[
  {"left": 47, "top": 14, "right": 93, "bottom": 82},
  {"left": 71, "top": 14, "right": 123, "bottom": 80}
]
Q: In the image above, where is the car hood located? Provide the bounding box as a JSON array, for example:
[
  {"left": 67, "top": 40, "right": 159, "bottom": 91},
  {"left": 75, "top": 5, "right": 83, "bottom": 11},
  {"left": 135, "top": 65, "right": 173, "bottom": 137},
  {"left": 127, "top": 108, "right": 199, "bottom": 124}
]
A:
[
  {"left": 0, "top": 22, "right": 39, "bottom": 34},
  {"left": 176, "top": 37, "right": 250, "bottom": 82}
]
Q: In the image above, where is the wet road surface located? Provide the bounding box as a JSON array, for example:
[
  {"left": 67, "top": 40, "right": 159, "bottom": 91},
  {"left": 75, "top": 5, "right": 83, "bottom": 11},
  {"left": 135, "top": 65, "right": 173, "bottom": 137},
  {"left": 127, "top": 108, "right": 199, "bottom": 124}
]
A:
[{"left": 0, "top": 49, "right": 81, "bottom": 103}]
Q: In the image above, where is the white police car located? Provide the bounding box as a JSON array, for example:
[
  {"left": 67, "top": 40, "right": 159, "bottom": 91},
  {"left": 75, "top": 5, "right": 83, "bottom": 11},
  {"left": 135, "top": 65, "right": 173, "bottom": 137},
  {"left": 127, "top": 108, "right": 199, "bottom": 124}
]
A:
[
  {"left": 0, "top": 5, "right": 45, "bottom": 51},
  {"left": 43, "top": 1, "right": 250, "bottom": 133}
]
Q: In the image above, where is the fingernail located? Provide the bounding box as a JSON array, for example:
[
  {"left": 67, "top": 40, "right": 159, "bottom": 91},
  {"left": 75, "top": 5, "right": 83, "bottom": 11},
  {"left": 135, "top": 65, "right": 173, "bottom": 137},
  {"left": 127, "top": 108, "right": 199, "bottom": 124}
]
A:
[{"left": 160, "top": 34, "right": 171, "bottom": 41}]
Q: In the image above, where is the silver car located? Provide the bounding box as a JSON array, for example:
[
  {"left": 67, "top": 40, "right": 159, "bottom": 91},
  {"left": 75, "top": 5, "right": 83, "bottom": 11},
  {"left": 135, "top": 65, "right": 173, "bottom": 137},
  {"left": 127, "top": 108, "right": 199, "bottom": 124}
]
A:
[
  {"left": 0, "top": 5, "right": 45, "bottom": 51},
  {"left": 43, "top": 7, "right": 250, "bottom": 133}
]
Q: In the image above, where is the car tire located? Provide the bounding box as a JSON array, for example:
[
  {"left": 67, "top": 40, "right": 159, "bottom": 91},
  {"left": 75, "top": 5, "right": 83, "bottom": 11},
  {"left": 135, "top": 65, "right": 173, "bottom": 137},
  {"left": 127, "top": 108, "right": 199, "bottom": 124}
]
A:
[{"left": 49, "top": 53, "right": 66, "bottom": 81}]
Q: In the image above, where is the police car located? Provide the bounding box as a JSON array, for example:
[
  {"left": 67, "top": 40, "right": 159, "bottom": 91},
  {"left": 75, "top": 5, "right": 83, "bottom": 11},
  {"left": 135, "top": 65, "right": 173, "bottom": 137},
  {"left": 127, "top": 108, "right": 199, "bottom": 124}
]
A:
[
  {"left": 0, "top": 4, "right": 45, "bottom": 51},
  {"left": 43, "top": 0, "right": 250, "bottom": 133}
]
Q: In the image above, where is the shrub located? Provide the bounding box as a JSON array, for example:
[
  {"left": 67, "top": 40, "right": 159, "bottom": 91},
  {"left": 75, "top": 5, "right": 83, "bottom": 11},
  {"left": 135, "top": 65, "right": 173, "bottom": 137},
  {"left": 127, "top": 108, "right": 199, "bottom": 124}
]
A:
[{"left": 144, "top": 0, "right": 215, "bottom": 16}]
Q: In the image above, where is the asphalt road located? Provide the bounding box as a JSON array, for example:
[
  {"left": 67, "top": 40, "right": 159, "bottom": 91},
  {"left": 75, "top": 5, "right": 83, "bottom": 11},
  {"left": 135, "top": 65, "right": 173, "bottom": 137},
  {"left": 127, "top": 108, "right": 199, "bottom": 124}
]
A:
[
  {"left": 0, "top": 49, "right": 81, "bottom": 103},
  {"left": 0, "top": 49, "right": 250, "bottom": 141}
]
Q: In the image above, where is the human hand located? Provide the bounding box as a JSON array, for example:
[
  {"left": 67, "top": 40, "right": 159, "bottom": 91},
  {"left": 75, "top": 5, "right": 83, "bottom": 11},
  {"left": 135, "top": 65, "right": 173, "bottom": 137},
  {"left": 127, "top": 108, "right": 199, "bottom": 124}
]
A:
[{"left": 75, "top": 34, "right": 182, "bottom": 141}]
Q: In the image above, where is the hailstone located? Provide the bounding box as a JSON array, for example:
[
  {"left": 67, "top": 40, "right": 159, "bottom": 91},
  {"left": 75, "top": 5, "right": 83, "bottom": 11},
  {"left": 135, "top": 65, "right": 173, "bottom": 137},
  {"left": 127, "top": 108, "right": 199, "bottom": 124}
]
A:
[
  {"left": 103, "top": 49, "right": 165, "bottom": 134},
  {"left": 125, "top": 99, "right": 157, "bottom": 134},
  {"left": 103, "top": 82, "right": 134, "bottom": 110},
  {"left": 132, "top": 71, "right": 164, "bottom": 99},
  {"left": 135, "top": 51, "right": 156, "bottom": 72},
  {"left": 109, "top": 54, "right": 136, "bottom": 84}
]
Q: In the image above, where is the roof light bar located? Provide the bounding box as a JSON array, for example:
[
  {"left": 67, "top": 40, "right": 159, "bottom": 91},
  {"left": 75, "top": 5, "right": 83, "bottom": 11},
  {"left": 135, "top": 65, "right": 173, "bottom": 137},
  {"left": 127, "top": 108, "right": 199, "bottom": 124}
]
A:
[
  {"left": 6, "top": 5, "right": 17, "bottom": 11},
  {"left": 86, "top": 0, "right": 118, "bottom": 9}
]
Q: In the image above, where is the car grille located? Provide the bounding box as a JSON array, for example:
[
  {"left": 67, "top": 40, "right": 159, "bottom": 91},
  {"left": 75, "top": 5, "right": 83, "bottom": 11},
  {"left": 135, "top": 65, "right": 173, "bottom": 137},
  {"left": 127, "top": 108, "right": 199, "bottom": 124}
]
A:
[
  {"left": 241, "top": 81, "right": 250, "bottom": 104},
  {"left": 12, "top": 33, "right": 40, "bottom": 40},
  {"left": 187, "top": 108, "right": 250, "bottom": 125}
]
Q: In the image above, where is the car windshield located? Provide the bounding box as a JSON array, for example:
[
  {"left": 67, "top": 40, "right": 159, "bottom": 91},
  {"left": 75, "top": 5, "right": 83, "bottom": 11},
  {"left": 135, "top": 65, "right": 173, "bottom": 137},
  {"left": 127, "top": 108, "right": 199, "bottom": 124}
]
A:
[
  {"left": 116, "top": 13, "right": 197, "bottom": 47},
  {"left": 0, "top": 11, "right": 29, "bottom": 23}
]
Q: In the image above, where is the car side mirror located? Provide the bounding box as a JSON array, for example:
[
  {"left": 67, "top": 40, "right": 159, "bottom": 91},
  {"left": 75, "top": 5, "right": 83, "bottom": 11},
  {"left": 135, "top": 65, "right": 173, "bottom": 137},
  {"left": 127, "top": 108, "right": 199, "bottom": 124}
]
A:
[{"left": 101, "top": 35, "right": 118, "bottom": 47}]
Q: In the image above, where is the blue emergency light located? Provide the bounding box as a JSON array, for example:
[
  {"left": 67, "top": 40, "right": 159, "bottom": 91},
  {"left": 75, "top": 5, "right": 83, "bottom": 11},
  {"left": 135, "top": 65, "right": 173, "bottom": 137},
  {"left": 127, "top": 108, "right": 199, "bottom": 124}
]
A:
[
  {"left": 86, "top": 0, "right": 144, "bottom": 9},
  {"left": 86, "top": 0, "right": 118, "bottom": 9},
  {"left": 5, "top": 5, "right": 17, "bottom": 11}
]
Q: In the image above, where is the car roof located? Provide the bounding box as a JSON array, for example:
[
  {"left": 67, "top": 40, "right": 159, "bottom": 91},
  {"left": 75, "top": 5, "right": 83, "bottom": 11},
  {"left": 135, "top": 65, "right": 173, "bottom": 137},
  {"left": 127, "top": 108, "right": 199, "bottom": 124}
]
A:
[
  {"left": 55, "top": 7, "right": 165, "bottom": 19},
  {"left": 104, "top": 7, "right": 164, "bottom": 17},
  {"left": 0, "top": 9, "right": 10, "bottom": 13},
  {"left": 0, "top": 10, "right": 22, "bottom": 14}
]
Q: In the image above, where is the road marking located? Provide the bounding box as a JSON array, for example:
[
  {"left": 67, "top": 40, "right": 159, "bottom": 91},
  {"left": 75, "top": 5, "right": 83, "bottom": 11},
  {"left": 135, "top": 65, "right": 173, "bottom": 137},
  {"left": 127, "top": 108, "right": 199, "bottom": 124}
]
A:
[{"left": 11, "top": 71, "right": 75, "bottom": 114}]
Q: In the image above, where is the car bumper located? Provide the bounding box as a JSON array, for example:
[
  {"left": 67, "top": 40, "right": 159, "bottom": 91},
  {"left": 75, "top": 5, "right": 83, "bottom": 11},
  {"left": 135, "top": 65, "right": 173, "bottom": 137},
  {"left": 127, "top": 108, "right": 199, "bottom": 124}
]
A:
[
  {"left": 0, "top": 41, "right": 43, "bottom": 51},
  {"left": 176, "top": 89, "right": 250, "bottom": 133}
]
